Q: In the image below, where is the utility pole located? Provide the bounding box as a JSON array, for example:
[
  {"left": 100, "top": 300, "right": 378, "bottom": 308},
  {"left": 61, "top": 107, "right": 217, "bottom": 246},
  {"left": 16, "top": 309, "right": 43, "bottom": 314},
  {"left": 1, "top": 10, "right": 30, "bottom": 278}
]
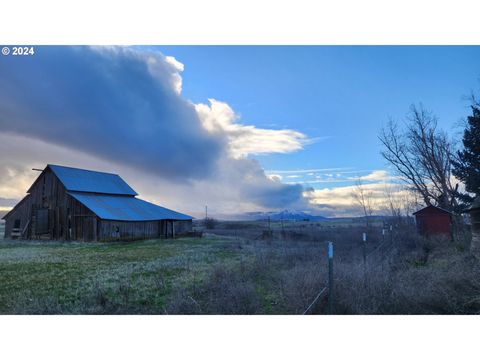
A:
[{"left": 204, "top": 205, "right": 208, "bottom": 229}]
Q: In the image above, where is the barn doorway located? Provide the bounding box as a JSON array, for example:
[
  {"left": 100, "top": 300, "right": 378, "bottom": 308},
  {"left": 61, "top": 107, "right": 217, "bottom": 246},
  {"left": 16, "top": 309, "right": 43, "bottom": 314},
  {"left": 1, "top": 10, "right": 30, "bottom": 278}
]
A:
[{"left": 36, "top": 208, "right": 49, "bottom": 235}]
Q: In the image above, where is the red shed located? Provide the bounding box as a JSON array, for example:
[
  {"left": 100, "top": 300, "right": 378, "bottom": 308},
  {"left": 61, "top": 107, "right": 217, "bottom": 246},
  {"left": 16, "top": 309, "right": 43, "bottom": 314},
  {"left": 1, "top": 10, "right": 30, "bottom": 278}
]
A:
[{"left": 413, "top": 205, "right": 452, "bottom": 237}]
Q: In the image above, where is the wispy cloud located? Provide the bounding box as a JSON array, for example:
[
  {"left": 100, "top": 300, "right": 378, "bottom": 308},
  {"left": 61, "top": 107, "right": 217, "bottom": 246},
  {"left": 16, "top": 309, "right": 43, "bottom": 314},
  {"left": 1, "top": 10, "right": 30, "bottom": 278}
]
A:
[
  {"left": 282, "top": 169, "right": 394, "bottom": 185},
  {"left": 265, "top": 167, "right": 354, "bottom": 174},
  {"left": 285, "top": 179, "right": 361, "bottom": 185},
  {"left": 356, "top": 170, "right": 396, "bottom": 182}
]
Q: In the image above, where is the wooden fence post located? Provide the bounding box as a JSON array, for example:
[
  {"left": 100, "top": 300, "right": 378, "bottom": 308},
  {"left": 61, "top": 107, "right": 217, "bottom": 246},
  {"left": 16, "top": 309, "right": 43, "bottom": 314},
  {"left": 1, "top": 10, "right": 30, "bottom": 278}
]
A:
[{"left": 328, "top": 241, "right": 334, "bottom": 315}]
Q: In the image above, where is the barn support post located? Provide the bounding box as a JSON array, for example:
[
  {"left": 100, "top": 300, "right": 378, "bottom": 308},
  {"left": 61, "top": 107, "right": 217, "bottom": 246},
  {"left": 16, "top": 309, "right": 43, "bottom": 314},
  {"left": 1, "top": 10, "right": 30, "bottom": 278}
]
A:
[
  {"left": 172, "top": 221, "right": 175, "bottom": 239},
  {"left": 327, "top": 241, "right": 334, "bottom": 315},
  {"left": 93, "top": 217, "right": 97, "bottom": 242}
]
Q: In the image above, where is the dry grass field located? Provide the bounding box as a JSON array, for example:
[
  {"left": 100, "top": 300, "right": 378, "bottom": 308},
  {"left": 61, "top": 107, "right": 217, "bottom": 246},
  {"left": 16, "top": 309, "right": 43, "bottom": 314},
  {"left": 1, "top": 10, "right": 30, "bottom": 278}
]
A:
[{"left": 0, "top": 220, "right": 479, "bottom": 315}]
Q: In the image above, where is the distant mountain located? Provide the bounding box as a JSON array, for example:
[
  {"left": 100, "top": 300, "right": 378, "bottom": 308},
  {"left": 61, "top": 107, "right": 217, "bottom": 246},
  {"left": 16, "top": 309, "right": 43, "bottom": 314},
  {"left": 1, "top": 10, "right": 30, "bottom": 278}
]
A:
[
  {"left": 243, "top": 210, "right": 328, "bottom": 221},
  {"left": 237, "top": 211, "right": 397, "bottom": 222}
]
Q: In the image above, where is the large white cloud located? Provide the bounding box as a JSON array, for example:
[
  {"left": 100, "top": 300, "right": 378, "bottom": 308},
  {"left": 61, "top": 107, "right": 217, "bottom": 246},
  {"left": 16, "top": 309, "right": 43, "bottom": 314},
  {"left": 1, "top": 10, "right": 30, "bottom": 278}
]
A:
[{"left": 196, "top": 99, "right": 308, "bottom": 157}]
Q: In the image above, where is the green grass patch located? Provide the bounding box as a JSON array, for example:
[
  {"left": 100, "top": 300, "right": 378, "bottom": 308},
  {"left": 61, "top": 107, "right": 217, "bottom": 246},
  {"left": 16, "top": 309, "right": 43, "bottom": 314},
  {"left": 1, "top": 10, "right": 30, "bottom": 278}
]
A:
[{"left": 0, "top": 236, "right": 242, "bottom": 314}]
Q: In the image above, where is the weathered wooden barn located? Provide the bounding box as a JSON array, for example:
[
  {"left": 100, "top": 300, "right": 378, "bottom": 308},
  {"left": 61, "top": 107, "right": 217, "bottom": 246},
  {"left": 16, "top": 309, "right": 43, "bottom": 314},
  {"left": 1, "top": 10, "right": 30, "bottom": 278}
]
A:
[
  {"left": 2, "top": 164, "right": 193, "bottom": 241},
  {"left": 413, "top": 205, "right": 452, "bottom": 237}
]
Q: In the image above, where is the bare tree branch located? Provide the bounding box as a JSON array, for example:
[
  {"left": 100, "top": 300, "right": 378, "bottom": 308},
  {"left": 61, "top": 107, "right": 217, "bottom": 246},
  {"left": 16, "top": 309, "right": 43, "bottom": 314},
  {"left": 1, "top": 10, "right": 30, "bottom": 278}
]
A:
[
  {"left": 379, "top": 105, "right": 459, "bottom": 211},
  {"left": 351, "top": 177, "right": 374, "bottom": 228}
]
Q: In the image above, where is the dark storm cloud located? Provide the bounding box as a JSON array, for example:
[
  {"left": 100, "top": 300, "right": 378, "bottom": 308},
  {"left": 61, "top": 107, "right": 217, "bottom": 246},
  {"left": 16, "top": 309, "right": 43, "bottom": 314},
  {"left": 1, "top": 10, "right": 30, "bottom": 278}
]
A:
[
  {"left": 0, "top": 46, "right": 310, "bottom": 211},
  {"left": 212, "top": 157, "right": 311, "bottom": 210},
  {"left": 0, "top": 46, "right": 223, "bottom": 180}
]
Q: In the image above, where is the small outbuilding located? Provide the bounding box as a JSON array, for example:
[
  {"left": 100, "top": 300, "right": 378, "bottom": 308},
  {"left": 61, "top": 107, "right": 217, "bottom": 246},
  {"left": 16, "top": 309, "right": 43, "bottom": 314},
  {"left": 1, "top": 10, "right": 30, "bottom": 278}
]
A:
[
  {"left": 413, "top": 205, "right": 452, "bottom": 237},
  {"left": 2, "top": 164, "right": 193, "bottom": 241}
]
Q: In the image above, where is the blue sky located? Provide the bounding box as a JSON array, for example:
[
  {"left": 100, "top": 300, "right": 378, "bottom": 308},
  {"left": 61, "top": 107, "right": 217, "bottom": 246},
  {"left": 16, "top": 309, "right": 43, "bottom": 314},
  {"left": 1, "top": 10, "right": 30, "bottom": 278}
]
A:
[
  {"left": 1, "top": 46, "right": 479, "bottom": 217},
  {"left": 153, "top": 46, "right": 480, "bottom": 188}
]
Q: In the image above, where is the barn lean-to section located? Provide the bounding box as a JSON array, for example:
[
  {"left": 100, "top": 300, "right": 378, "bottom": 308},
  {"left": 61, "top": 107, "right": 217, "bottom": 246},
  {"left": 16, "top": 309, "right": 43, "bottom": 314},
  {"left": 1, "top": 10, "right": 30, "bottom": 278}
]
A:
[{"left": 2, "top": 164, "right": 193, "bottom": 241}]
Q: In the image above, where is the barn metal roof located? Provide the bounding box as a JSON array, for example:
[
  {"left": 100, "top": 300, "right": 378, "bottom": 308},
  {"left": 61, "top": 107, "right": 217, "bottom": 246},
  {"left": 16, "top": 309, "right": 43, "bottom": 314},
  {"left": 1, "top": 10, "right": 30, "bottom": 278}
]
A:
[
  {"left": 47, "top": 164, "right": 138, "bottom": 196},
  {"left": 68, "top": 192, "right": 192, "bottom": 221}
]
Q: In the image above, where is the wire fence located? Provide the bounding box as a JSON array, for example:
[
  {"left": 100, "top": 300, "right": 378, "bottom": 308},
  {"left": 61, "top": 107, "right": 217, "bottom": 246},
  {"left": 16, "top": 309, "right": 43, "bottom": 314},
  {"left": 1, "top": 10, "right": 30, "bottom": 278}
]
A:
[
  {"left": 302, "top": 227, "right": 397, "bottom": 315},
  {"left": 366, "top": 236, "right": 391, "bottom": 258},
  {"left": 302, "top": 286, "right": 327, "bottom": 315},
  {"left": 201, "top": 222, "right": 402, "bottom": 315}
]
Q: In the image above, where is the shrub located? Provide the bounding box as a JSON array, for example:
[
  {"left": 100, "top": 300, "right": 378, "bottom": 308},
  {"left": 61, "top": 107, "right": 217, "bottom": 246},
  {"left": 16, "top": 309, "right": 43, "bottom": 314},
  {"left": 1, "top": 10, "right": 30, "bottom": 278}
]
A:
[{"left": 204, "top": 217, "right": 218, "bottom": 229}]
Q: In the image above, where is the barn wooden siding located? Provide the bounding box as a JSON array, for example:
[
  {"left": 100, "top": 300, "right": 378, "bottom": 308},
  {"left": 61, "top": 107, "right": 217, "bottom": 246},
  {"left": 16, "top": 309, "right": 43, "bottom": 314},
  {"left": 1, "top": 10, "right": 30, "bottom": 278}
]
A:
[
  {"left": 100, "top": 220, "right": 160, "bottom": 241},
  {"left": 174, "top": 220, "right": 192, "bottom": 235},
  {"left": 3, "top": 168, "right": 93, "bottom": 240},
  {"left": 3, "top": 167, "right": 193, "bottom": 241},
  {"left": 4, "top": 195, "right": 32, "bottom": 239},
  {"left": 93, "top": 219, "right": 192, "bottom": 241}
]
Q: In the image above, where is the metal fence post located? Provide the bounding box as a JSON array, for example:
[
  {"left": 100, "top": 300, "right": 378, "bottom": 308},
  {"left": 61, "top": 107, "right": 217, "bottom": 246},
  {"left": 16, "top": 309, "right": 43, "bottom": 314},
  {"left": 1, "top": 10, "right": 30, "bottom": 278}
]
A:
[
  {"left": 362, "top": 232, "right": 367, "bottom": 267},
  {"left": 362, "top": 232, "right": 367, "bottom": 286},
  {"left": 381, "top": 228, "right": 386, "bottom": 271},
  {"left": 328, "top": 241, "right": 334, "bottom": 315}
]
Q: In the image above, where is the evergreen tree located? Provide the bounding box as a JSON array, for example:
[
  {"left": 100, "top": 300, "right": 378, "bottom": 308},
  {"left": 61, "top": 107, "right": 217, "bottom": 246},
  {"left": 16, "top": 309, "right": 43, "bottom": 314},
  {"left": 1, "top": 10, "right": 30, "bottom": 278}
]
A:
[{"left": 452, "top": 104, "right": 480, "bottom": 204}]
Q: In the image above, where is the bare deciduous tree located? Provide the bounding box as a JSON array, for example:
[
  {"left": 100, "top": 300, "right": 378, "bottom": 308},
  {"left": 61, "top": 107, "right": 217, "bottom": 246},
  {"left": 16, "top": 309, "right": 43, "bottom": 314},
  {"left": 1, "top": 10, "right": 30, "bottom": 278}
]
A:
[
  {"left": 380, "top": 183, "right": 423, "bottom": 225},
  {"left": 381, "top": 183, "right": 403, "bottom": 219},
  {"left": 351, "top": 178, "right": 374, "bottom": 228},
  {"left": 379, "top": 105, "right": 459, "bottom": 211}
]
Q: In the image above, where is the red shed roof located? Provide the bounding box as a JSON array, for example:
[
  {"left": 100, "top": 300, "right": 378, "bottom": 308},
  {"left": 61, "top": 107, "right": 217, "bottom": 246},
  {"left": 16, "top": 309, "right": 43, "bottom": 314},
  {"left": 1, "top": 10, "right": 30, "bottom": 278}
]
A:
[{"left": 413, "top": 205, "right": 453, "bottom": 216}]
